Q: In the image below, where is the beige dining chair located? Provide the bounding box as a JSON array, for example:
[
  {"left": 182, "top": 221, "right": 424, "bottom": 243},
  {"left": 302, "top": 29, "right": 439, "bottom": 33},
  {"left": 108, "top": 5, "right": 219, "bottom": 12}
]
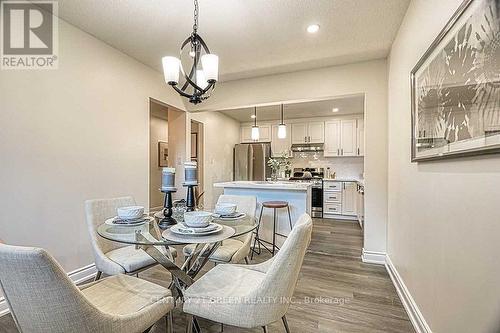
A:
[
  {"left": 0, "top": 244, "right": 174, "bottom": 333},
  {"left": 85, "top": 196, "right": 176, "bottom": 280},
  {"left": 182, "top": 195, "right": 257, "bottom": 264},
  {"left": 183, "top": 213, "right": 313, "bottom": 333}
]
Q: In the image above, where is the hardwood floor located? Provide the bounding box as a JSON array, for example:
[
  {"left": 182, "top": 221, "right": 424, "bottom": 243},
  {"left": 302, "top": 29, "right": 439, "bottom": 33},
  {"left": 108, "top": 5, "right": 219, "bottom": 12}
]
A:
[{"left": 0, "top": 218, "right": 415, "bottom": 333}]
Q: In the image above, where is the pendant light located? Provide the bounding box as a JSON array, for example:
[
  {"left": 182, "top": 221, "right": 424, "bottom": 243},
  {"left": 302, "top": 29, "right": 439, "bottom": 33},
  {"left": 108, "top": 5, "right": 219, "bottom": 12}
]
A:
[
  {"left": 277, "top": 104, "right": 287, "bottom": 139},
  {"left": 162, "top": 0, "right": 219, "bottom": 104},
  {"left": 251, "top": 107, "right": 260, "bottom": 141}
]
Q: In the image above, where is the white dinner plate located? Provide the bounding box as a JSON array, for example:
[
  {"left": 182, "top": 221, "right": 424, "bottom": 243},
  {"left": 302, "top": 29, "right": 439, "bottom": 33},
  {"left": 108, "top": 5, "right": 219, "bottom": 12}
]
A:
[{"left": 170, "top": 223, "right": 223, "bottom": 236}]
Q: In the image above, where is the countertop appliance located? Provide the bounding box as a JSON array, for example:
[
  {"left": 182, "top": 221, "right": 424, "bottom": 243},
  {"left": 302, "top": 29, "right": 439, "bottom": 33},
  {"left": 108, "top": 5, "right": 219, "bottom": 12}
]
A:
[
  {"left": 288, "top": 168, "right": 324, "bottom": 218},
  {"left": 234, "top": 143, "right": 272, "bottom": 181}
]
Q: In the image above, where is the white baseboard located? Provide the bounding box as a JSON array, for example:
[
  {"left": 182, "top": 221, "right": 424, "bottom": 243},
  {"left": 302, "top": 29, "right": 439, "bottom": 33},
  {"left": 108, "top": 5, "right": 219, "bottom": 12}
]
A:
[
  {"left": 385, "top": 255, "right": 432, "bottom": 333},
  {"left": 361, "top": 248, "right": 386, "bottom": 264},
  {"left": 0, "top": 263, "right": 97, "bottom": 317}
]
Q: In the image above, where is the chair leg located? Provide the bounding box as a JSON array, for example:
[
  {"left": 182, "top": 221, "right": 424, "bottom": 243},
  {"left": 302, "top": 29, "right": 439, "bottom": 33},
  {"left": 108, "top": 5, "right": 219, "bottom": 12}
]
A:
[
  {"left": 251, "top": 206, "right": 264, "bottom": 260},
  {"left": 166, "top": 311, "right": 173, "bottom": 333},
  {"left": 94, "top": 271, "right": 102, "bottom": 281},
  {"left": 272, "top": 208, "right": 277, "bottom": 256},
  {"left": 244, "top": 256, "right": 249, "bottom": 264},
  {"left": 220, "top": 323, "right": 224, "bottom": 332},
  {"left": 287, "top": 205, "right": 293, "bottom": 230},
  {"left": 282, "top": 315, "right": 291, "bottom": 333},
  {"left": 262, "top": 326, "right": 268, "bottom": 333},
  {"left": 186, "top": 314, "right": 194, "bottom": 333}
]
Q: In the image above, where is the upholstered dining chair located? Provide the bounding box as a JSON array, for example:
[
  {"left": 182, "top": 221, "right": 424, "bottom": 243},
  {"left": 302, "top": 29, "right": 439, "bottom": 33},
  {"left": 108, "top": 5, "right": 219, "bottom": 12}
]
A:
[
  {"left": 183, "top": 213, "right": 313, "bottom": 333},
  {"left": 85, "top": 196, "right": 176, "bottom": 280},
  {"left": 182, "top": 195, "right": 257, "bottom": 264},
  {"left": 0, "top": 244, "right": 174, "bottom": 333}
]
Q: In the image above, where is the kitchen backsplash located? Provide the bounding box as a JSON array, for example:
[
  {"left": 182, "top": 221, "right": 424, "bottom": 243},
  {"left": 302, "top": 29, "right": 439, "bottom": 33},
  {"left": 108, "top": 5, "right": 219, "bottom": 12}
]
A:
[{"left": 288, "top": 153, "right": 364, "bottom": 180}]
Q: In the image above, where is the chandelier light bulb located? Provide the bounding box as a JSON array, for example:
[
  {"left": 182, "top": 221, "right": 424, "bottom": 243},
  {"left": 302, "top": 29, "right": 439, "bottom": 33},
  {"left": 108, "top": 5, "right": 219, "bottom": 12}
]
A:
[
  {"left": 162, "top": 56, "right": 180, "bottom": 84},
  {"left": 196, "top": 69, "right": 209, "bottom": 89}
]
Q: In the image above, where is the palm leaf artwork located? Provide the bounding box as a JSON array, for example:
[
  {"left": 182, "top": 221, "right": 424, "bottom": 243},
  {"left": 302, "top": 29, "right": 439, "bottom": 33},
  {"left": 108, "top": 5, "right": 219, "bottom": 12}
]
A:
[
  {"left": 472, "top": 0, "right": 500, "bottom": 133},
  {"left": 413, "top": 0, "right": 500, "bottom": 160}
]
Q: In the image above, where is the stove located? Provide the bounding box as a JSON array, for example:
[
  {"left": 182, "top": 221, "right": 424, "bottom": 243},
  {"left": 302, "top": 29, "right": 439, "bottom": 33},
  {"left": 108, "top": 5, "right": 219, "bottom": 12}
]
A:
[{"left": 289, "top": 168, "right": 324, "bottom": 218}]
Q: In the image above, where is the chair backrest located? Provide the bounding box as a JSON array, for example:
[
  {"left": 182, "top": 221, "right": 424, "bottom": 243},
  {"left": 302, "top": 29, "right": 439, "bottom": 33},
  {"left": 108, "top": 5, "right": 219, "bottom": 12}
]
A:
[
  {"left": 0, "top": 244, "right": 103, "bottom": 332},
  {"left": 84, "top": 196, "right": 135, "bottom": 256},
  {"left": 250, "top": 213, "right": 312, "bottom": 318},
  {"left": 216, "top": 195, "right": 257, "bottom": 219}
]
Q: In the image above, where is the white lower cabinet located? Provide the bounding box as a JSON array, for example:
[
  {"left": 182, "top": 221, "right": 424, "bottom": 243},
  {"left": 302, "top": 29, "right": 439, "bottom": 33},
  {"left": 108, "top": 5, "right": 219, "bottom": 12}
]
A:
[
  {"left": 341, "top": 182, "right": 357, "bottom": 216},
  {"left": 323, "top": 180, "right": 358, "bottom": 219}
]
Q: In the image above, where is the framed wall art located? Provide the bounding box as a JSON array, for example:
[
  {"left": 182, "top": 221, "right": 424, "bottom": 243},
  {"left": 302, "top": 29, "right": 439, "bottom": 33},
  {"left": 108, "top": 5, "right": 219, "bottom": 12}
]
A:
[
  {"left": 158, "top": 141, "right": 168, "bottom": 167},
  {"left": 411, "top": 0, "right": 500, "bottom": 161}
]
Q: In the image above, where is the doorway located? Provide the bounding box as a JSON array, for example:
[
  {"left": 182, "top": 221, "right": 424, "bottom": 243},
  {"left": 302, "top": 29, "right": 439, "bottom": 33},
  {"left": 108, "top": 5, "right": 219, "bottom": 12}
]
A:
[{"left": 149, "top": 98, "right": 188, "bottom": 209}]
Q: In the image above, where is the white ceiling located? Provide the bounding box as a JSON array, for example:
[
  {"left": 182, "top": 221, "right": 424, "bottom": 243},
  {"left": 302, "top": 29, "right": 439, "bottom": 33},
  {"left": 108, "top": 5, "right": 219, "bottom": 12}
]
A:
[
  {"left": 57, "top": 0, "right": 410, "bottom": 81},
  {"left": 219, "top": 95, "right": 365, "bottom": 123}
]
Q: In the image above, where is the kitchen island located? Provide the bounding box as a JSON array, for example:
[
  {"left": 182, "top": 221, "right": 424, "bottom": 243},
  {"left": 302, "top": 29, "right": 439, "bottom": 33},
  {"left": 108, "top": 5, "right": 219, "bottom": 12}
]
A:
[{"left": 213, "top": 181, "right": 312, "bottom": 246}]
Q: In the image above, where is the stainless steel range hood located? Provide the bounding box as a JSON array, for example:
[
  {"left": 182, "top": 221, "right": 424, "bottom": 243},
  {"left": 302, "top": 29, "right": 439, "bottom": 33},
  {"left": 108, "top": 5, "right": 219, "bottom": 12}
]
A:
[{"left": 291, "top": 143, "right": 324, "bottom": 152}]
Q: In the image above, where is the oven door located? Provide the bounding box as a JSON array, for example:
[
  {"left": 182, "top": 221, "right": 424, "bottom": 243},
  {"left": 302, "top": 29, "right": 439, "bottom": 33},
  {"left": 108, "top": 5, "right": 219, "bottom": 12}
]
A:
[{"left": 311, "top": 186, "right": 323, "bottom": 217}]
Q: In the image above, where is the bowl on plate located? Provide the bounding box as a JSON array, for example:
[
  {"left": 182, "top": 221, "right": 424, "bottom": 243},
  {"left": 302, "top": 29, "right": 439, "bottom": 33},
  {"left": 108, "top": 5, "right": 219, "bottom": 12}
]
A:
[
  {"left": 117, "top": 206, "right": 144, "bottom": 220},
  {"left": 184, "top": 211, "right": 213, "bottom": 228},
  {"left": 214, "top": 203, "right": 237, "bottom": 215}
]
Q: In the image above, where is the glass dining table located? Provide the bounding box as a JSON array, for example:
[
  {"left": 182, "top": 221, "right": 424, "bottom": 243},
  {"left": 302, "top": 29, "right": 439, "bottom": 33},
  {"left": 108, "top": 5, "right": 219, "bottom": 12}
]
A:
[{"left": 97, "top": 214, "right": 257, "bottom": 299}]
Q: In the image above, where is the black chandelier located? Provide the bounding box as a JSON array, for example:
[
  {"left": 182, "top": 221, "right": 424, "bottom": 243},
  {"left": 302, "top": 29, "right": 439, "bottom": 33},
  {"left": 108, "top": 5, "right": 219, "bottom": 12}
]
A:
[{"left": 162, "top": 0, "right": 219, "bottom": 104}]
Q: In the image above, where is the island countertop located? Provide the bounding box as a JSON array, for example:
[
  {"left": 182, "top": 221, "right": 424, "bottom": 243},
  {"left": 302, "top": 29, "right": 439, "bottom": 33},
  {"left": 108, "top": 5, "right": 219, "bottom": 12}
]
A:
[{"left": 214, "top": 181, "right": 312, "bottom": 191}]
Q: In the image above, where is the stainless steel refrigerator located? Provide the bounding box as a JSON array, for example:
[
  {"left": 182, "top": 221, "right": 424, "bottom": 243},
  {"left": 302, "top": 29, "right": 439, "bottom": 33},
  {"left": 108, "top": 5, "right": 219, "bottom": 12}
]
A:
[{"left": 233, "top": 143, "right": 272, "bottom": 181}]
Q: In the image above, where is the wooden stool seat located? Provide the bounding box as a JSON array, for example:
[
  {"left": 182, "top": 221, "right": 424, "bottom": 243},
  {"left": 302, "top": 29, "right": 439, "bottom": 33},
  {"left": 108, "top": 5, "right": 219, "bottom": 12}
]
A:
[{"left": 262, "top": 201, "right": 289, "bottom": 209}]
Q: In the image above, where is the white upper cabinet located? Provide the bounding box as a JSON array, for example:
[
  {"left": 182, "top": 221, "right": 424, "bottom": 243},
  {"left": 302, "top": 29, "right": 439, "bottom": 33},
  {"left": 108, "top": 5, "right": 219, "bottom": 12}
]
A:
[
  {"left": 240, "top": 125, "right": 271, "bottom": 143},
  {"left": 340, "top": 119, "right": 357, "bottom": 156},
  {"left": 291, "top": 122, "right": 324, "bottom": 144},
  {"left": 259, "top": 125, "right": 271, "bottom": 142},
  {"left": 308, "top": 122, "right": 325, "bottom": 143},
  {"left": 291, "top": 123, "right": 308, "bottom": 144},
  {"left": 341, "top": 182, "right": 357, "bottom": 216},
  {"left": 324, "top": 120, "right": 341, "bottom": 156},
  {"left": 357, "top": 118, "right": 365, "bottom": 156},
  {"left": 271, "top": 125, "right": 291, "bottom": 157},
  {"left": 241, "top": 126, "right": 253, "bottom": 143},
  {"left": 324, "top": 118, "right": 364, "bottom": 157}
]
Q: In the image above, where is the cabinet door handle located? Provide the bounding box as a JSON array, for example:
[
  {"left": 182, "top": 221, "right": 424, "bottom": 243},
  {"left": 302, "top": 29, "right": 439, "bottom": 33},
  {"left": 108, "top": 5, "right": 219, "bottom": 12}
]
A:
[
  {"left": 304, "top": 136, "right": 307, "bottom": 143},
  {"left": 337, "top": 149, "right": 340, "bottom": 155},
  {"left": 341, "top": 148, "right": 344, "bottom": 155}
]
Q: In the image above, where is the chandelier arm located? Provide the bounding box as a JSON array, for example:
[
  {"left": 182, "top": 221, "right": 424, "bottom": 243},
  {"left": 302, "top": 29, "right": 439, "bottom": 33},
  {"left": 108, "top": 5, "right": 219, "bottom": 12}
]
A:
[{"left": 171, "top": 84, "right": 194, "bottom": 99}]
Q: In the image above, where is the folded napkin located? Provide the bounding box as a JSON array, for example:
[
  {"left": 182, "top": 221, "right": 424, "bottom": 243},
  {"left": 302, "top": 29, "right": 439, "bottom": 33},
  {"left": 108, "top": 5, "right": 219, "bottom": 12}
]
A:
[
  {"left": 112, "top": 216, "right": 148, "bottom": 225},
  {"left": 178, "top": 223, "right": 219, "bottom": 233}
]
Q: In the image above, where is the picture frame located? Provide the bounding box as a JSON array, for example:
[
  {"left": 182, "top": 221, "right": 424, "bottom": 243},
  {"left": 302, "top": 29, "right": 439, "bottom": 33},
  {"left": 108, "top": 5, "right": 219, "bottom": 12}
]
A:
[
  {"left": 158, "top": 141, "right": 168, "bottom": 167},
  {"left": 410, "top": 0, "right": 500, "bottom": 162}
]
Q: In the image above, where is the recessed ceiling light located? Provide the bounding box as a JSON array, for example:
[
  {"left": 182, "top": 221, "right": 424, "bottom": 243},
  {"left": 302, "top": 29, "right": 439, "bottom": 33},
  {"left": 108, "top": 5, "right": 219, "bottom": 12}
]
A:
[
  {"left": 307, "top": 24, "right": 320, "bottom": 34},
  {"left": 251, "top": 114, "right": 256, "bottom": 119},
  {"left": 332, "top": 108, "right": 339, "bottom": 113}
]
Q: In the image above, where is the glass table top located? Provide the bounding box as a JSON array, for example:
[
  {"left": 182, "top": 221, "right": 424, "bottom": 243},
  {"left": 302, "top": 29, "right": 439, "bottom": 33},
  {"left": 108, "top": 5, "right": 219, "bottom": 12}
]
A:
[{"left": 97, "top": 214, "right": 257, "bottom": 246}]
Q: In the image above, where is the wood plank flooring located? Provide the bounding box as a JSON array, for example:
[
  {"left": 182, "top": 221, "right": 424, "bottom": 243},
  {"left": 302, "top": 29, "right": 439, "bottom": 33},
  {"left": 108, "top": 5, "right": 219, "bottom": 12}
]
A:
[{"left": 0, "top": 219, "right": 415, "bottom": 333}]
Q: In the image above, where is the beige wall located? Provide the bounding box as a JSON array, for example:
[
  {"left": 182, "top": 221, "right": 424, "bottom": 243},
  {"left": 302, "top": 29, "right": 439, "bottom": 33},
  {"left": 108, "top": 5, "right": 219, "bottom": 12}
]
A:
[
  {"left": 191, "top": 60, "right": 389, "bottom": 255},
  {"left": 0, "top": 18, "right": 184, "bottom": 272},
  {"left": 149, "top": 114, "right": 168, "bottom": 209},
  {"left": 189, "top": 111, "right": 241, "bottom": 209},
  {"left": 387, "top": 1, "right": 500, "bottom": 332}
]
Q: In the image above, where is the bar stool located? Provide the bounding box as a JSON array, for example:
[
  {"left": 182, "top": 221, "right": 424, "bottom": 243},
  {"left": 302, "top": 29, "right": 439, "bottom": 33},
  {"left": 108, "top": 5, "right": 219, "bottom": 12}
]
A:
[{"left": 251, "top": 201, "right": 292, "bottom": 258}]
